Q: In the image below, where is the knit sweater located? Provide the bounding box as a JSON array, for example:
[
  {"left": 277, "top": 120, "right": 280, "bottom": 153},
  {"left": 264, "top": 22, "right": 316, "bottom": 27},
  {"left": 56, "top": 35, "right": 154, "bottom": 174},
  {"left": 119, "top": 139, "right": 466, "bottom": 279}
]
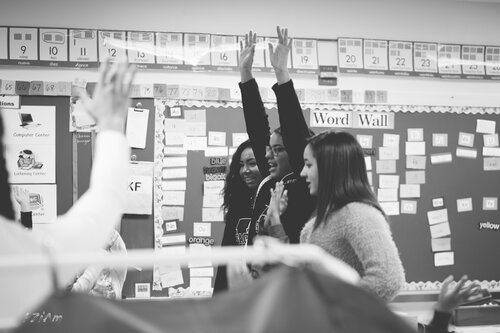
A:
[{"left": 300, "top": 202, "right": 405, "bottom": 301}]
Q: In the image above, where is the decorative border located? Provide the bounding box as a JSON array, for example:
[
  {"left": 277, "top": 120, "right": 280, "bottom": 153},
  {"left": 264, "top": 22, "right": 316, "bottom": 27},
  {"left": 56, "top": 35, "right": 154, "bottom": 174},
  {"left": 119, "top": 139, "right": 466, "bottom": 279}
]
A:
[{"left": 152, "top": 98, "right": 166, "bottom": 291}]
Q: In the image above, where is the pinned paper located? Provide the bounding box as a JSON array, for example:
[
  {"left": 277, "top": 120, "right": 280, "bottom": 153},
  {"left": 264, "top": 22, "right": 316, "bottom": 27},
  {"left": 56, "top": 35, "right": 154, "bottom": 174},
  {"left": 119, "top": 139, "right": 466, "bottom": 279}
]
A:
[
  {"left": 406, "top": 170, "right": 426, "bottom": 184},
  {"left": 184, "top": 109, "right": 206, "bottom": 122},
  {"left": 190, "top": 277, "right": 212, "bottom": 291},
  {"left": 400, "top": 184, "right": 420, "bottom": 198},
  {"left": 183, "top": 136, "right": 207, "bottom": 150},
  {"left": 163, "top": 190, "right": 185, "bottom": 206},
  {"left": 232, "top": 133, "right": 249, "bottom": 147},
  {"left": 458, "top": 132, "right": 475, "bottom": 147},
  {"left": 401, "top": 200, "right": 417, "bottom": 214},
  {"left": 476, "top": 119, "right": 496, "bottom": 134},
  {"left": 376, "top": 160, "right": 396, "bottom": 174},
  {"left": 405, "top": 141, "right": 425, "bottom": 155},
  {"left": 185, "top": 122, "right": 206, "bottom": 136},
  {"left": 203, "top": 193, "right": 223, "bottom": 208},
  {"left": 190, "top": 267, "right": 214, "bottom": 277},
  {"left": 202, "top": 207, "right": 224, "bottom": 222},
  {"left": 126, "top": 108, "right": 149, "bottom": 149},
  {"left": 205, "top": 147, "right": 229, "bottom": 157},
  {"left": 135, "top": 283, "right": 151, "bottom": 298},
  {"left": 365, "top": 156, "right": 372, "bottom": 171},
  {"left": 160, "top": 263, "right": 184, "bottom": 288},
  {"left": 432, "top": 133, "right": 448, "bottom": 147},
  {"left": 483, "top": 133, "right": 499, "bottom": 147},
  {"left": 432, "top": 197, "right": 445, "bottom": 208},
  {"left": 483, "top": 147, "right": 500, "bottom": 157},
  {"left": 163, "top": 219, "right": 178, "bottom": 233},
  {"left": 383, "top": 133, "right": 400, "bottom": 147},
  {"left": 161, "top": 233, "right": 186, "bottom": 247},
  {"left": 379, "top": 175, "right": 400, "bottom": 189},
  {"left": 456, "top": 147, "right": 477, "bottom": 159},
  {"left": 407, "top": 128, "right": 424, "bottom": 142},
  {"left": 165, "top": 132, "right": 185, "bottom": 146},
  {"left": 162, "top": 180, "right": 186, "bottom": 191},
  {"left": 483, "top": 197, "right": 498, "bottom": 210},
  {"left": 188, "top": 244, "right": 212, "bottom": 267},
  {"left": 208, "top": 131, "right": 226, "bottom": 146},
  {"left": 204, "top": 180, "right": 225, "bottom": 194},
  {"left": 379, "top": 202, "right": 400, "bottom": 216},
  {"left": 193, "top": 222, "right": 211, "bottom": 237},
  {"left": 430, "top": 153, "right": 452, "bottom": 165},
  {"left": 357, "top": 135, "right": 373, "bottom": 149},
  {"left": 434, "top": 252, "right": 454, "bottom": 267},
  {"left": 125, "top": 162, "right": 153, "bottom": 215},
  {"left": 162, "top": 168, "right": 187, "bottom": 179},
  {"left": 430, "top": 222, "right": 451, "bottom": 238},
  {"left": 406, "top": 156, "right": 426, "bottom": 169},
  {"left": 431, "top": 237, "right": 451, "bottom": 252},
  {"left": 457, "top": 198, "right": 473, "bottom": 212},
  {"left": 377, "top": 188, "right": 398, "bottom": 202},
  {"left": 161, "top": 206, "right": 184, "bottom": 222},
  {"left": 163, "top": 157, "right": 187, "bottom": 167},
  {"left": 163, "top": 147, "right": 187, "bottom": 155},
  {"left": 427, "top": 208, "right": 448, "bottom": 225},
  {"left": 484, "top": 157, "right": 500, "bottom": 171},
  {"left": 379, "top": 146, "right": 399, "bottom": 160}
]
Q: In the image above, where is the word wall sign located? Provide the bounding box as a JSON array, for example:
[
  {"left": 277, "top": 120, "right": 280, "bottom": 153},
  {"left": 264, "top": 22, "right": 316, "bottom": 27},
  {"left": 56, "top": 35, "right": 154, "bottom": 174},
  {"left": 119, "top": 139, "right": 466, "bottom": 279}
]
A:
[
  {"left": 338, "top": 37, "right": 500, "bottom": 80},
  {"left": 0, "top": 26, "right": 320, "bottom": 74}
]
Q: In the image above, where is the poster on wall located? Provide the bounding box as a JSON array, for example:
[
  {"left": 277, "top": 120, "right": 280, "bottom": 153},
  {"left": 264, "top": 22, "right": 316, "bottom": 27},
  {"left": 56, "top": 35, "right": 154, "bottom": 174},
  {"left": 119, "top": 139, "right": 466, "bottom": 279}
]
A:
[
  {"left": 10, "top": 184, "right": 57, "bottom": 224},
  {"left": 1, "top": 105, "right": 56, "bottom": 183},
  {"left": 124, "top": 162, "right": 153, "bottom": 215}
]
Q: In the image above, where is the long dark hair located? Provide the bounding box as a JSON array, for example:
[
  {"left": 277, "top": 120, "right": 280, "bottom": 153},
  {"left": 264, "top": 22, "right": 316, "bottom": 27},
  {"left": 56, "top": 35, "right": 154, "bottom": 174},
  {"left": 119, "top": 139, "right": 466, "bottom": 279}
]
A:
[
  {"left": 308, "top": 130, "right": 384, "bottom": 229},
  {"left": 0, "top": 112, "right": 15, "bottom": 220},
  {"left": 222, "top": 140, "right": 255, "bottom": 213}
]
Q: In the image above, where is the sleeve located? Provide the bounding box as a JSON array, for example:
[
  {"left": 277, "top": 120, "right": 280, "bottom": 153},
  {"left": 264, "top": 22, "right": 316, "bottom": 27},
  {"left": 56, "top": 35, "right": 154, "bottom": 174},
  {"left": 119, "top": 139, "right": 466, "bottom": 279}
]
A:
[
  {"left": 220, "top": 211, "right": 238, "bottom": 246},
  {"left": 44, "top": 131, "right": 130, "bottom": 253},
  {"left": 342, "top": 205, "right": 406, "bottom": 301},
  {"left": 20, "top": 211, "right": 32, "bottom": 229},
  {"left": 268, "top": 224, "right": 289, "bottom": 243},
  {"left": 425, "top": 310, "right": 452, "bottom": 333},
  {"left": 272, "top": 80, "right": 310, "bottom": 174},
  {"left": 239, "top": 79, "right": 270, "bottom": 177}
]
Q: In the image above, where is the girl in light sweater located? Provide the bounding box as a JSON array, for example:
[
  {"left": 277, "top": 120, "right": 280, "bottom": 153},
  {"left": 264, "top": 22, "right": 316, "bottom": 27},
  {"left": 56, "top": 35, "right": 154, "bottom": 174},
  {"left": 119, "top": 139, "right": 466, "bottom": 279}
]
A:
[{"left": 267, "top": 130, "right": 405, "bottom": 301}]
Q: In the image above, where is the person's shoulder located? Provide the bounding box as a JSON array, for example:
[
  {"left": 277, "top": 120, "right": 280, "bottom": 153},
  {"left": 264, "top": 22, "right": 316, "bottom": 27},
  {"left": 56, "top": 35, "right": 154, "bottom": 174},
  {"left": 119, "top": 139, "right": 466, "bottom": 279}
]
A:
[{"left": 340, "top": 202, "right": 386, "bottom": 223}]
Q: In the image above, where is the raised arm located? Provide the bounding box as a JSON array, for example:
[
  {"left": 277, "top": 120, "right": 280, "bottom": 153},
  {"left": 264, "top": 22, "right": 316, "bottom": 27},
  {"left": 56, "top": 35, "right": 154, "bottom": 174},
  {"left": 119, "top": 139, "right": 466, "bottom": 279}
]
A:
[
  {"left": 269, "top": 26, "right": 310, "bottom": 174},
  {"left": 239, "top": 31, "right": 270, "bottom": 177}
]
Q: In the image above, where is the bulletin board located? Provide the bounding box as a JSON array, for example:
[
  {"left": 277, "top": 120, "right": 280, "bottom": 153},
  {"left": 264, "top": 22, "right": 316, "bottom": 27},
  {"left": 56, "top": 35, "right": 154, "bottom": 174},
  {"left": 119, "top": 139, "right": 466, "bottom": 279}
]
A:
[
  {"left": 147, "top": 100, "right": 500, "bottom": 297},
  {"left": 12, "top": 96, "right": 499, "bottom": 297}
]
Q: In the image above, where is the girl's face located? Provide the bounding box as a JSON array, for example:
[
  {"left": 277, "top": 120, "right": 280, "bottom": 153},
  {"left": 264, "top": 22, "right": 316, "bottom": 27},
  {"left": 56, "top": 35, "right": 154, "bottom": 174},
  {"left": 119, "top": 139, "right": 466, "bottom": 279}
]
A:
[
  {"left": 239, "top": 147, "right": 262, "bottom": 189},
  {"left": 300, "top": 144, "right": 318, "bottom": 195},
  {"left": 266, "top": 132, "right": 292, "bottom": 180}
]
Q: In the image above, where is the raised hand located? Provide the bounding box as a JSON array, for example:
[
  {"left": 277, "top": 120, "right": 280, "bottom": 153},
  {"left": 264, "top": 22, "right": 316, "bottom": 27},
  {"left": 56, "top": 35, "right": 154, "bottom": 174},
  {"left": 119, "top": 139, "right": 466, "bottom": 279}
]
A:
[
  {"left": 13, "top": 186, "right": 31, "bottom": 212},
  {"left": 264, "top": 181, "right": 288, "bottom": 229},
  {"left": 239, "top": 31, "right": 256, "bottom": 83},
  {"left": 268, "top": 26, "right": 292, "bottom": 84},
  {"left": 76, "top": 58, "right": 136, "bottom": 133},
  {"left": 435, "top": 275, "right": 481, "bottom": 313}
]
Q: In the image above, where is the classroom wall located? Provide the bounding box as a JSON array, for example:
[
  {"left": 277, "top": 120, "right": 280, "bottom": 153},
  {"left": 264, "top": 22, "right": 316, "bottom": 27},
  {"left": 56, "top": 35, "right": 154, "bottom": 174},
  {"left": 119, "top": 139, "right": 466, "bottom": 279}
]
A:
[{"left": 1, "top": 0, "right": 500, "bottom": 107}]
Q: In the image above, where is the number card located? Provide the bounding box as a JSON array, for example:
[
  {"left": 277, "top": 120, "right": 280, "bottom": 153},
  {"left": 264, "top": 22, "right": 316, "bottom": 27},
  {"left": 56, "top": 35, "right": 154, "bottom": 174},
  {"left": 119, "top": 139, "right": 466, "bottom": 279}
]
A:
[
  {"left": 291, "top": 39, "right": 318, "bottom": 71},
  {"left": 363, "top": 39, "right": 388, "bottom": 73},
  {"left": 0, "top": 27, "right": 8, "bottom": 60},
  {"left": 338, "top": 38, "right": 363, "bottom": 72},
  {"left": 156, "top": 32, "right": 184, "bottom": 65},
  {"left": 437, "top": 44, "right": 462, "bottom": 77},
  {"left": 485, "top": 46, "right": 500, "bottom": 77},
  {"left": 98, "top": 30, "right": 127, "bottom": 62},
  {"left": 237, "top": 36, "right": 266, "bottom": 69},
  {"left": 127, "top": 31, "right": 155, "bottom": 64},
  {"left": 9, "top": 27, "right": 38, "bottom": 61},
  {"left": 39, "top": 28, "right": 68, "bottom": 63},
  {"left": 211, "top": 35, "right": 238, "bottom": 69},
  {"left": 388, "top": 41, "right": 413, "bottom": 73},
  {"left": 69, "top": 29, "right": 98, "bottom": 62},
  {"left": 413, "top": 42, "right": 438, "bottom": 75},
  {"left": 461, "top": 45, "right": 485, "bottom": 77},
  {"left": 265, "top": 37, "right": 292, "bottom": 69},
  {"left": 432, "top": 133, "right": 448, "bottom": 147},
  {"left": 183, "top": 33, "right": 211, "bottom": 66}
]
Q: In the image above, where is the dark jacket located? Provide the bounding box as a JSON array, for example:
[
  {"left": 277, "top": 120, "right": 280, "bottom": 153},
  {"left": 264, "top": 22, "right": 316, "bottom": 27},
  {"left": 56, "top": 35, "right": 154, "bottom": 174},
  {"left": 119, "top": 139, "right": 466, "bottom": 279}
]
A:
[{"left": 240, "top": 78, "right": 315, "bottom": 245}]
